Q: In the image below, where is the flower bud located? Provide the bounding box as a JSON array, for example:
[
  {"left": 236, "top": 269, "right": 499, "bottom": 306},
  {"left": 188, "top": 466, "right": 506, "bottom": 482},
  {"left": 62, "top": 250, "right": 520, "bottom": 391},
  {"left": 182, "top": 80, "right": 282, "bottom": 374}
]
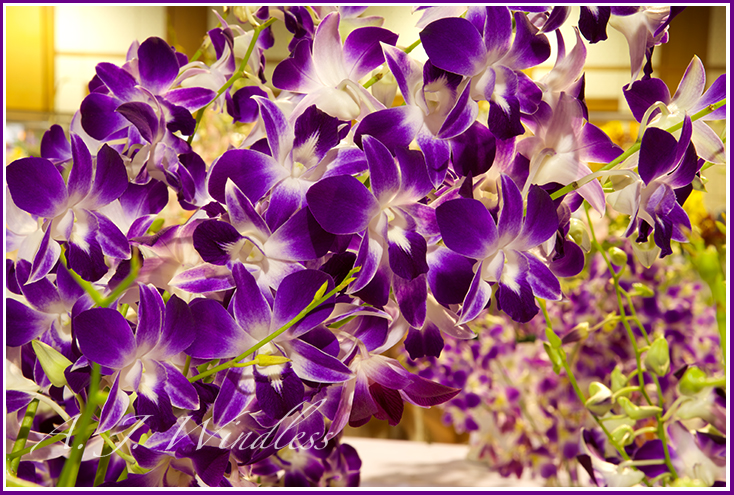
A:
[
  {"left": 679, "top": 366, "right": 708, "bottom": 396},
  {"left": 370, "top": 69, "right": 398, "bottom": 108},
  {"left": 543, "top": 342, "right": 563, "bottom": 375},
  {"left": 631, "top": 282, "right": 654, "bottom": 298},
  {"left": 254, "top": 354, "right": 291, "bottom": 367},
  {"left": 616, "top": 396, "right": 662, "bottom": 420},
  {"left": 562, "top": 322, "right": 589, "bottom": 344},
  {"left": 568, "top": 218, "right": 591, "bottom": 251},
  {"left": 608, "top": 246, "right": 628, "bottom": 267},
  {"left": 545, "top": 326, "right": 563, "bottom": 349},
  {"left": 585, "top": 382, "right": 613, "bottom": 416},
  {"left": 644, "top": 336, "right": 670, "bottom": 376},
  {"left": 670, "top": 476, "right": 708, "bottom": 488},
  {"left": 610, "top": 424, "right": 635, "bottom": 447},
  {"left": 630, "top": 238, "right": 661, "bottom": 269},
  {"left": 610, "top": 366, "right": 628, "bottom": 394},
  {"left": 32, "top": 340, "right": 72, "bottom": 388}
]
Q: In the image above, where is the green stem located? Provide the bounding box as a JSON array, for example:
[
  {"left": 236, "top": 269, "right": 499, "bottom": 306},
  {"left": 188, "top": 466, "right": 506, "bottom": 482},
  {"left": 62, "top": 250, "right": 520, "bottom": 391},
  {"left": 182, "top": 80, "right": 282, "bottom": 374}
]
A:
[
  {"left": 59, "top": 250, "right": 106, "bottom": 306},
  {"left": 550, "top": 98, "right": 727, "bottom": 201},
  {"left": 187, "top": 17, "right": 277, "bottom": 145},
  {"left": 182, "top": 355, "right": 192, "bottom": 377},
  {"left": 93, "top": 441, "right": 113, "bottom": 486},
  {"left": 7, "top": 399, "right": 39, "bottom": 475},
  {"left": 651, "top": 374, "right": 678, "bottom": 479},
  {"left": 189, "top": 266, "right": 360, "bottom": 383},
  {"left": 57, "top": 363, "right": 101, "bottom": 487},
  {"left": 99, "top": 249, "right": 141, "bottom": 308},
  {"left": 99, "top": 432, "right": 137, "bottom": 465},
  {"left": 6, "top": 422, "right": 98, "bottom": 461}
]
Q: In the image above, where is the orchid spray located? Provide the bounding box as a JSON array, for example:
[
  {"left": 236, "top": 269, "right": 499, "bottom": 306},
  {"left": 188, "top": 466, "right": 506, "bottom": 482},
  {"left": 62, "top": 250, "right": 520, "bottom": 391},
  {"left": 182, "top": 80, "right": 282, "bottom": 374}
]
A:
[{"left": 6, "top": 5, "right": 726, "bottom": 488}]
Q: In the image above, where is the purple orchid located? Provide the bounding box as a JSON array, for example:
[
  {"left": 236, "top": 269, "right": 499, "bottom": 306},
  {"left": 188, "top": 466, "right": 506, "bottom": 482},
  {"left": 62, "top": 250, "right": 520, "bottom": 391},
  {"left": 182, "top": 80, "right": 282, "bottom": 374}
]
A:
[
  {"left": 74, "top": 284, "right": 197, "bottom": 432},
  {"left": 306, "top": 137, "right": 437, "bottom": 327},
  {"left": 272, "top": 12, "right": 398, "bottom": 120},
  {"left": 420, "top": 7, "right": 550, "bottom": 139},
  {"left": 517, "top": 92, "right": 623, "bottom": 214},
  {"left": 608, "top": 116, "right": 701, "bottom": 257},
  {"left": 6, "top": 133, "right": 130, "bottom": 282},
  {"left": 186, "top": 264, "right": 352, "bottom": 425},
  {"left": 624, "top": 55, "right": 726, "bottom": 164},
  {"left": 436, "top": 174, "right": 561, "bottom": 323}
]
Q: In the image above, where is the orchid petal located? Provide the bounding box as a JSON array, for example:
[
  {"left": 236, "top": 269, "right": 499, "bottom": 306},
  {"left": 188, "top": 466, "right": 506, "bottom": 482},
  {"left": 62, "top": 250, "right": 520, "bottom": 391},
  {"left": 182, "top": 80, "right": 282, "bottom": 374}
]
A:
[
  {"left": 436, "top": 198, "right": 497, "bottom": 260},
  {"left": 75, "top": 308, "right": 136, "bottom": 368},
  {"left": 7, "top": 157, "right": 68, "bottom": 217}
]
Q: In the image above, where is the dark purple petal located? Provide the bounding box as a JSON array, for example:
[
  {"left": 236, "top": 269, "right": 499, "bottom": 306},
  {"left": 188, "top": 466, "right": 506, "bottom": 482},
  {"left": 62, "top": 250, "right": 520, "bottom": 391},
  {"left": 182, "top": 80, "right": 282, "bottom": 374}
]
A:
[
  {"left": 7, "top": 157, "right": 67, "bottom": 217},
  {"left": 344, "top": 26, "right": 398, "bottom": 80},
  {"left": 402, "top": 374, "right": 461, "bottom": 407},
  {"left": 231, "top": 263, "right": 271, "bottom": 338},
  {"left": 227, "top": 86, "right": 267, "bottom": 123},
  {"left": 264, "top": 178, "right": 302, "bottom": 232},
  {"left": 578, "top": 7, "right": 610, "bottom": 44},
  {"left": 395, "top": 147, "right": 433, "bottom": 202},
  {"left": 351, "top": 229, "right": 384, "bottom": 293},
  {"left": 459, "top": 265, "right": 492, "bottom": 324},
  {"left": 272, "top": 38, "right": 320, "bottom": 92},
  {"left": 213, "top": 367, "right": 255, "bottom": 427},
  {"left": 28, "top": 226, "right": 60, "bottom": 284},
  {"left": 160, "top": 361, "right": 199, "bottom": 410},
  {"left": 436, "top": 198, "right": 497, "bottom": 260},
  {"left": 135, "top": 284, "right": 164, "bottom": 356},
  {"left": 354, "top": 106, "right": 424, "bottom": 154},
  {"left": 364, "top": 135, "right": 399, "bottom": 205},
  {"left": 57, "top": 262, "right": 84, "bottom": 306},
  {"left": 306, "top": 175, "right": 380, "bottom": 235},
  {"left": 514, "top": 185, "right": 558, "bottom": 250},
  {"left": 523, "top": 253, "right": 561, "bottom": 301},
  {"left": 6, "top": 391, "right": 35, "bottom": 414},
  {"left": 80, "top": 93, "right": 129, "bottom": 140},
  {"left": 75, "top": 308, "right": 136, "bottom": 368},
  {"left": 387, "top": 228, "right": 429, "bottom": 280},
  {"left": 224, "top": 180, "right": 271, "bottom": 238},
  {"left": 193, "top": 220, "right": 242, "bottom": 265},
  {"left": 437, "top": 84, "right": 479, "bottom": 140},
  {"left": 393, "top": 273, "right": 427, "bottom": 328},
  {"left": 483, "top": 7, "right": 512, "bottom": 59},
  {"left": 119, "top": 180, "right": 168, "bottom": 222},
  {"left": 116, "top": 102, "right": 160, "bottom": 143},
  {"left": 667, "top": 143, "right": 700, "bottom": 189},
  {"left": 427, "top": 247, "right": 476, "bottom": 305},
  {"left": 293, "top": 104, "right": 343, "bottom": 164},
  {"left": 14, "top": 260, "right": 62, "bottom": 313},
  {"left": 488, "top": 92, "right": 524, "bottom": 140},
  {"left": 93, "top": 213, "right": 131, "bottom": 259},
  {"left": 188, "top": 446, "right": 231, "bottom": 487},
  {"left": 272, "top": 269, "right": 335, "bottom": 336},
  {"left": 254, "top": 96, "right": 294, "bottom": 165},
  {"left": 165, "top": 86, "right": 217, "bottom": 112},
  {"left": 692, "top": 74, "right": 726, "bottom": 120},
  {"left": 503, "top": 12, "right": 551, "bottom": 69},
  {"left": 187, "top": 299, "right": 253, "bottom": 359},
  {"left": 496, "top": 273, "right": 538, "bottom": 323},
  {"left": 287, "top": 339, "right": 352, "bottom": 383},
  {"left": 550, "top": 240, "right": 585, "bottom": 278},
  {"left": 254, "top": 365, "right": 304, "bottom": 419},
  {"left": 134, "top": 362, "right": 177, "bottom": 432},
  {"left": 156, "top": 294, "right": 195, "bottom": 359},
  {"left": 417, "top": 131, "right": 450, "bottom": 188},
  {"left": 404, "top": 323, "right": 444, "bottom": 360},
  {"left": 66, "top": 234, "right": 108, "bottom": 282},
  {"left": 264, "top": 208, "right": 335, "bottom": 261},
  {"left": 95, "top": 62, "right": 138, "bottom": 100},
  {"left": 86, "top": 144, "right": 129, "bottom": 208},
  {"left": 578, "top": 122, "right": 624, "bottom": 164},
  {"left": 623, "top": 78, "right": 672, "bottom": 123},
  {"left": 138, "top": 37, "right": 178, "bottom": 94},
  {"left": 40, "top": 124, "right": 71, "bottom": 164},
  {"left": 6, "top": 299, "right": 54, "bottom": 347},
  {"left": 420, "top": 17, "right": 486, "bottom": 76},
  {"left": 98, "top": 372, "right": 129, "bottom": 433},
  {"left": 638, "top": 127, "right": 678, "bottom": 185},
  {"left": 449, "top": 121, "right": 496, "bottom": 178},
  {"left": 169, "top": 264, "right": 235, "bottom": 293},
  {"left": 207, "top": 149, "right": 286, "bottom": 203},
  {"left": 497, "top": 174, "right": 523, "bottom": 244},
  {"left": 67, "top": 134, "right": 93, "bottom": 204}
]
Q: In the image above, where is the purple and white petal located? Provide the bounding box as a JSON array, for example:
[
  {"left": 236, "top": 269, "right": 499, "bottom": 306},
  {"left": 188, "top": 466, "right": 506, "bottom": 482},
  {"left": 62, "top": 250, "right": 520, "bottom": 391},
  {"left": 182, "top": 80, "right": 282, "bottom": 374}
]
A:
[
  {"left": 213, "top": 367, "right": 255, "bottom": 427},
  {"left": 263, "top": 207, "right": 335, "bottom": 262},
  {"left": 497, "top": 174, "right": 524, "bottom": 245},
  {"left": 137, "top": 37, "right": 179, "bottom": 94},
  {"left": 638, "top": 127, "right": 678, "bottom": 184},
  {"left": 160, "top": 361, "right": 199, "bottom": 410},
  {"left": 511, "top": 184, "right": 559, "bottom": 251},
  {"left": 165, "top": 87, "right": 217, "bottom": 112},
  {"left": 459, "top": 263, "right": 493, "bottom": 324},
  {"left": 306, "top": 175, "right": 380, "bottom": 235},
  {"left": 207, "top": 149, "right": 287, "bottom": 203},
  {"left": 79, "top": 93, "right": 130, "bottom": 140},
  {"left": 436, "top": 198, "right": 498, "bottom": 260},
  {"left": 187, "top": 299, "right": 255, "bottom": 359},
  {"left": 224, "top": 179, "right": 271, "bottom": 238},
  {"left": 40, "top": 124, "right": 72, "bottom": 165},
  {"left": 28, "top": 227, "right": 60, "bottom": 284},
  {"left": 420, "top": 17, "right": 487, "bottom": 76},
  {"left": 392, "top": 273, "right": 428, "bottom": 328},
  {"left": 364, "top": 135, "right": 400, "bottom": 206},
  {"left": 84, "top": 144, "right": 129, "bottom": 209},
  {"left": 354, "top": 105, "right": 424, "bottom": 154},
  {"left": 6, "top": 298, "right": 55, "bottom": 347},
  {"left": 7, "top": 157, "right": 68, "bottom": 217},
  {"left": 344, "top": 26, "right": 398, "bottom": 81},
  {"left": 502, "top": 12, "right": 551, "bottom": 69},
  {"left": 691, "top": 74, "right": 726, "bottom": 120},
  {"left": 169, "top": 264, "right": 235, "bottom": 293},
  {"left": 192, "top": 220, "right": 243, "bottom": 266},
  {"left": 93, "top": 212, "right": 131, "bottom": 259},
  {"left": 272, "top": 269, "right": 335, "bottom": 337},
  {"left": 98, "top": 372, "right": 130, "bottom": 433},
  {"left": 154, "top": 294, "right": 195, "bottom": 359},
  {"left": 286, "top": 339, "right": 353, "bottom": 383},
  {"left": 523, "top": 252, "right": 562, "bottom": 301},
  {"left": 231, "top": 263, "right": 271, "bottom": 339},
  {"left": 670, "top": 55, "right": 705, "bottom": 111},
  {"left": 254, "top": 96, "right": 295, "bottom": 167},
  {"left": 311, "top": 12, "right": 348, "bottom": 87},
  {"left": 75, "top": 307, "right": 136, "bottom": 368},
  {"left": 67, "top": 134, "right": 94, "bottom": 204},
  {"left": 95, "top": 62, "right": 138, "bottom": 101},
  {"left": 623, "top": 78, "right": 671, "bottom": 123},
  {"left": 387, "top": 227, "right": 429, "bottom": 281},
  {"left": 135, "top": 284, "right": 164, "bottom": 356},
  {"left": 264, "top": 177, "right": 302, "bottom": 232}
]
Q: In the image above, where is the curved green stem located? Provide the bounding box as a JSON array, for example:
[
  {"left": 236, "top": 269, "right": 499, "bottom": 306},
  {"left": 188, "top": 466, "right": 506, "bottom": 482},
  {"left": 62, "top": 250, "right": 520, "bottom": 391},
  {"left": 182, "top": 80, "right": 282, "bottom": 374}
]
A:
[
  {"left": 93, "top": 441, "right": 112, "bottom": 486},
  {"left": 189, "top": 266, "right": 361, "bottom": 383},
  {"left": 363, "top": 38, "right": 423, "bottom": 89},
  {"left": 7, "top": 399, "right": 39, "bottom": 475},
  {"left": 550, "top": 98, "right": 727, "bottom": 201},
  {"left": 187, "top": 17, "right": 277, "bottom": 145}
]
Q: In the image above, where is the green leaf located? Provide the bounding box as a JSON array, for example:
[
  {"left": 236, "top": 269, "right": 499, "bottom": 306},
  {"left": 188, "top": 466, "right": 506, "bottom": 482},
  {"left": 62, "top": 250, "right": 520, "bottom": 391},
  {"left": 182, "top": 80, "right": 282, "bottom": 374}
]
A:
[{"left": 32, "top": 340, "right": 72, "bottom": 388}]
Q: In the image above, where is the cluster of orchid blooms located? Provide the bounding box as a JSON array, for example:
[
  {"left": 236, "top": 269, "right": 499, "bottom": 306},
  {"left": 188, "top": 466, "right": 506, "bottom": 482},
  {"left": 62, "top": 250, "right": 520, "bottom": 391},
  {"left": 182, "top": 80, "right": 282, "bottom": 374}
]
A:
[
  {"left": 5, "top": 5, "right": 726, "bottom": 488},
  {"left": 410, "top": 250, "right": 725, "bottom": 486}
]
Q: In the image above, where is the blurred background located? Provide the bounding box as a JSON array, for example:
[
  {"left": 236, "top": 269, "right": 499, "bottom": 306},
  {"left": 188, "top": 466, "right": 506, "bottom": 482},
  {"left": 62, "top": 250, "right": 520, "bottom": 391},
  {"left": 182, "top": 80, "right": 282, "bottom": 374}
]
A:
[{"left": 3, "top": 4, "right": 728, "bottom": 446}]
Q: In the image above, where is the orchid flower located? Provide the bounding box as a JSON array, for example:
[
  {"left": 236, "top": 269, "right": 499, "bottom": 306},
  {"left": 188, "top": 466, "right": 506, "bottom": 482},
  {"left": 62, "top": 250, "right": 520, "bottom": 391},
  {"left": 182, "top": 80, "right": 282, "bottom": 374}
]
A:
[
  {"left": 272, "top": 12, "right": 398, "bottom": 120},
  {"left": 436, "top": 174, "right": 561, "bottom": 323}
]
